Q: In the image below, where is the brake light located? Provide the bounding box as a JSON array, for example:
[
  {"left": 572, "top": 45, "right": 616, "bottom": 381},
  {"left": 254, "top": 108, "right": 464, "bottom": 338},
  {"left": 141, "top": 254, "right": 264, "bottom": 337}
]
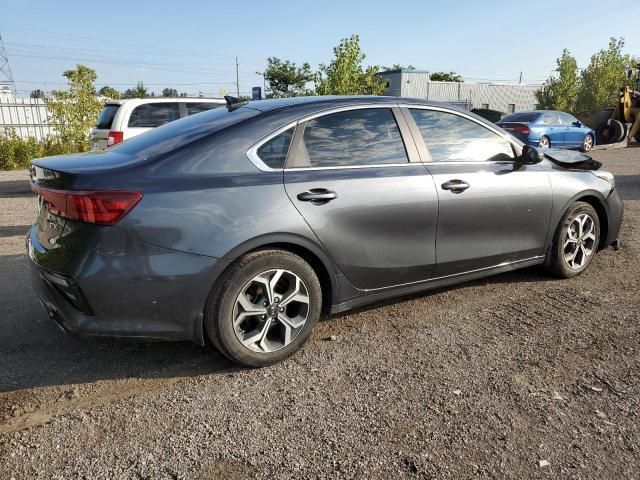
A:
[
  {"left": 513, "top": 125, "right": 531, "bottom": 135},
  {"left": 107, "top": 131, "right": 124, "bottom": 146},
  {"left": 33, "top": 187, "right": 142, "bottom": 225}
]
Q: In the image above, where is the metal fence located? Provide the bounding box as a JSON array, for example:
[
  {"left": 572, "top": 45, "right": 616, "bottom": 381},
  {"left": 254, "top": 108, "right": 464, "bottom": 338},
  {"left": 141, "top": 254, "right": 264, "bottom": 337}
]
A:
[{"left": 0, "top": 98, "right": 54, "bottom": 140}]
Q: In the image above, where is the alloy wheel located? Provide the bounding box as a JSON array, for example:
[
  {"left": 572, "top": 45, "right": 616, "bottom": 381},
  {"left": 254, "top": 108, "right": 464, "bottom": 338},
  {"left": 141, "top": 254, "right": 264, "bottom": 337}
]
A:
[
  {"left": 232, "top": 269, "right": 310, "bottom": 353},
  {"left": 563, "top": 213, "right": 596, "bottom": 269},
  {"left": 583, "top": 135, "right": 593, "bottom": 151},
  {"left": 539, "top": 137, "right": 550, "bottom": 148}
]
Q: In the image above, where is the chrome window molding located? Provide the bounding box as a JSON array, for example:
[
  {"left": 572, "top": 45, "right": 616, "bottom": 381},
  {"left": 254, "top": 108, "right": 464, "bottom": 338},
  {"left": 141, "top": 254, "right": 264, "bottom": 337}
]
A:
[
  {"left": 246, "top": 102, "right": 526, "bottom": 173},
  {"left": 247, "top": 104, "right": 412, "bottom": 172},
  {"left": 246, "top": 121, "right": 297, "bottom": 172}
]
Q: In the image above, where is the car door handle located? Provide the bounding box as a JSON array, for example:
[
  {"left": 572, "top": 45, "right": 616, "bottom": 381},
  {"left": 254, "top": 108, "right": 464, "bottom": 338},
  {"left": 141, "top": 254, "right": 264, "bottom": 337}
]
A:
[
  {"left": 297, "top": 189, "right": 338, "bottom": 203},
  {"left": 441, "top": 180, "right": 470, "bottom": 193}
]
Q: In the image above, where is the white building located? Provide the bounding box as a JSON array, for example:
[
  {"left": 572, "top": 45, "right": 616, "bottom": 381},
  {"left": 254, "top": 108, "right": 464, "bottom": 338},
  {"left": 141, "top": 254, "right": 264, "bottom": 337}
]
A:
[{"left": 379, "top": 69, "right": 541, "bottom": 113}]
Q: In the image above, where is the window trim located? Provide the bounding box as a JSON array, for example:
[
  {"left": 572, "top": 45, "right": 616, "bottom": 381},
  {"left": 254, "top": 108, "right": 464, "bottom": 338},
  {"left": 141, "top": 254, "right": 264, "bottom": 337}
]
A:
[
  {"left": 247, "top": 104, "right": 419, "bottom": 172},
  {"left": 400, "top": 104, "right": 522, "bottom": 164},
  {"left": 246, "top": 121, "right": 298, "bottom": 172}
]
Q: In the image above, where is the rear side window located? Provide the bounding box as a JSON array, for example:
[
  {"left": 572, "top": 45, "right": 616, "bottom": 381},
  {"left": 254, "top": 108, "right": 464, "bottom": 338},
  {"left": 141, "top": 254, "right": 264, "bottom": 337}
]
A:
[
  {"left": 128, "top": 103, "right": 180, "bottom": 127},
  {"left": 300, "top": 108, "right": 408, "bottom": 168},
  {"left": 541, "top": 112, "right": 561, "bottom": 125},
  {"left": 96, "top": 104, "right": 120, "bottom": 129},
  {"left": 186, "top": 103, "right": 223, "bottom": 116},
  {"left": 410, "top": 109, "right": 514, "bottom": 163},
  {"left": 257, "top": 128, "right": 293, "bottom": 169}
]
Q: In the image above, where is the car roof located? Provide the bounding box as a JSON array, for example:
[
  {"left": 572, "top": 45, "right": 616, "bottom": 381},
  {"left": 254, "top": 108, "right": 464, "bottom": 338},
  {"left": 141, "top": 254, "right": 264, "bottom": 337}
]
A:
[
  {"left": 103, "top": 97, "right": 226, "bottom": 106},
  {"left": 242, "top": 95, "right": 459, "bottom": 113}
]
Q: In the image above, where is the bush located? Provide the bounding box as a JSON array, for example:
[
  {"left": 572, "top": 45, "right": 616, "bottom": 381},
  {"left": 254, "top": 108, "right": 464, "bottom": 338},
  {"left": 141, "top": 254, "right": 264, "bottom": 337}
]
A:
[{"left": 0, "top": 130, "right": 79, "bottom": 170}]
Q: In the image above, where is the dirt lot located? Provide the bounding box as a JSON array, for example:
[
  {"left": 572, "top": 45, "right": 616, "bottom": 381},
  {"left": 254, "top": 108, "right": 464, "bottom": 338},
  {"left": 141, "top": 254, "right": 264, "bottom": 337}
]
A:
[{"left": 0, "top": 148, "right": 638, "bottom": 479}]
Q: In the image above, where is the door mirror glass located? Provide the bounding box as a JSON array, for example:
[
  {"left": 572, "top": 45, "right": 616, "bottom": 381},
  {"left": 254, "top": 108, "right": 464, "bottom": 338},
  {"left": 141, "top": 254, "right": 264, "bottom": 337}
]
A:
[
  {"left": 520, "top": 145, "right": 544, "bottom": 165},
  {"left": 572, "top": 121, "right": 582, "bottom": 127}
]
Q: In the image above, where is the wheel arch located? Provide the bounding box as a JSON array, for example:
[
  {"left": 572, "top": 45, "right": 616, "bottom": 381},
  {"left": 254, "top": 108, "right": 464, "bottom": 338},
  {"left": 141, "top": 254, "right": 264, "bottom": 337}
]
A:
[
  {"left": 219, "top": 233, "right": 341, "bottom": 315},
  {"left": 559, "top": 192, "right": 609, "bottom": 251}
]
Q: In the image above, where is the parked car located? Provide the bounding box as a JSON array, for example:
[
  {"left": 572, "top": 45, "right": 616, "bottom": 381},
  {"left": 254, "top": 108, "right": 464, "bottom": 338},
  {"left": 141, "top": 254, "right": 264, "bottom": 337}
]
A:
[
  {"left": 497, "top": 110, "right": 596, "bottom": 152},
  {"left": 28, "top": 96, "right": 622, "bottom": 367},
  {"left": 90, "top": 97, "right": 226, "bottom": 151}
]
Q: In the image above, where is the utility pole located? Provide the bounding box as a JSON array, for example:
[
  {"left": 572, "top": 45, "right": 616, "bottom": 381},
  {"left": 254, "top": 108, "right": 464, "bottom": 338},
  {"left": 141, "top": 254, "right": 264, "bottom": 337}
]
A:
[
  {"left": 519, "top": 71, "right": 523, "bottom": 84},
  {"left": 0, "top": 34, "right": 16, "bottom": 95},
  {"left": 235, "top": 55, "right": 240, "bottom": 98}
]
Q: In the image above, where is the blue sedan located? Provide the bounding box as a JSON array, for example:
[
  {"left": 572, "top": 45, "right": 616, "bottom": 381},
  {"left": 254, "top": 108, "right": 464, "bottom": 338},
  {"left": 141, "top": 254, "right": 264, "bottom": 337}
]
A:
[{"left": 497, "top": 110, "right": 595, "bottom": 152}]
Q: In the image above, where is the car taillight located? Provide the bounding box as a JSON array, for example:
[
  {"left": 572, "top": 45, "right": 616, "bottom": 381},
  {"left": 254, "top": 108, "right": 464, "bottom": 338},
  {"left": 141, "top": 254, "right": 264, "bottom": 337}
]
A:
[
  {"left": 107, "top": 131, "right": 124, "bottom": 147},
  {"left": 513, "top": 125, "right": 531, "bottom": 135},
  {"left": 33, "top": 187, "right": 142, "bottom": 225}
]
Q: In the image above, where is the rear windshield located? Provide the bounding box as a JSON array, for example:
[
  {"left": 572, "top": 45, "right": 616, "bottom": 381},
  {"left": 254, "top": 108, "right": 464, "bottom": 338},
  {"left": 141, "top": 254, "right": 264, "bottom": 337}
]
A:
[
  {"left": 95, "top": 104, "right": 120, "bottom": 129},
  {"left": 500, "top": 112, "right": 540, "bottom": 123},
  {"left": 110, "top": 105, "right": 260, "bottom": 157}
]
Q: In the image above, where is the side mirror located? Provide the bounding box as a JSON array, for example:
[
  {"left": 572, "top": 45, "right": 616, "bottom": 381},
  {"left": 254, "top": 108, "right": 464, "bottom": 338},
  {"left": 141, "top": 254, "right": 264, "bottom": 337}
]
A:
[
  {"left": 572, "top": 121, "right": 581, "bottom": 127},
  {"left": 520, "top": 145, "right": 544, "bottom": 165}
]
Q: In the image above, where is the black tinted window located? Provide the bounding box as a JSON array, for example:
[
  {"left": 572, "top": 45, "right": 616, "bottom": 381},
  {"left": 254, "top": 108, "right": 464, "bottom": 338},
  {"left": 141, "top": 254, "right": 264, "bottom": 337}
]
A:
[
  {"left": 128, "top": 103, "right": 180, "bottom": 127},
  {"left": 186, "top": 102, "right": 223, "bottom": 116},
  {"left": 410, "top": 109, "right": 514, "bottom": 163},
  {"left": 96, "top": 104, "right": 120, "bottom": 129},
  {"left": 301, "top": 109, "right": 408, "bottom": 167},
  {"left": 257, "top": 128, "right": 293, "bottom": 169}
]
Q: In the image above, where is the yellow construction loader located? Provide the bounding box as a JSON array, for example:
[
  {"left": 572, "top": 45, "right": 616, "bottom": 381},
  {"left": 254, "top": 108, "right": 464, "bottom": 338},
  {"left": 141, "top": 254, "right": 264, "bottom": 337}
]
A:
[{"left": 587, "top": 64, "right": 640, "bottom": 147}]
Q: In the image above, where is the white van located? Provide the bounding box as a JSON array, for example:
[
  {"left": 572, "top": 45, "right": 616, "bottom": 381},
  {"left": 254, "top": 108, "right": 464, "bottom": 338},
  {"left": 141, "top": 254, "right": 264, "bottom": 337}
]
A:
[{"left": 91, "top": 97, "right": 226, "bottom": 151}]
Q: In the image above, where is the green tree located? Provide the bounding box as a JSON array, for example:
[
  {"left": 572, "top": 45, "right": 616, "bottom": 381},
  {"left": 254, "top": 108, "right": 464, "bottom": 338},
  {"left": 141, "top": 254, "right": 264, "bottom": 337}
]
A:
[
  {"left": 263, "top": 57, "right": 314, "bottom": 98},
  {"left": 30, "top": 89, "right": 45, "bottom": 99},
  {"left": 315, "top": 34, "right": 386, "bottom": 95},
  {"left": 576, "top": 37, "right": 636, "bottom": 112},
  {"left": 122, "top": 81, "right": 148, "bottom": 98},
  {"left": 384, "top": 64, "right": 416, "bottom": 71},
  {"left": 162, "top": 87, "right": 179, "bottom": 97},
  {"left": 535, "top": 49, "right": 579, "bottom": 112},
  {"left": 429, "top": 72, "right": 463, "bottom": 82},
  {"left": 45, "top": 65, "right": 102, "bottom": 151},
  {"left": 98, "top": 85, "right": 121, "bottom": 99}
]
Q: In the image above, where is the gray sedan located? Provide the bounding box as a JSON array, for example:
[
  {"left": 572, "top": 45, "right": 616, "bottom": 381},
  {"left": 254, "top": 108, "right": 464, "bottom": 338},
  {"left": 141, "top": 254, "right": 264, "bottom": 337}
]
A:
[{"left": 27, "top": 96, "right": 623, "bottom": 366}]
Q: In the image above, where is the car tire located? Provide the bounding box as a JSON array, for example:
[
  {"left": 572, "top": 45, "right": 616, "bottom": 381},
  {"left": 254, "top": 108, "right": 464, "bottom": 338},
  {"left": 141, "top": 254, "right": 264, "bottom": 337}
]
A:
[
  {"left": 580, "top": 133, "right": 594, "bottom": 152},
  {"left": 205, "top": 249, "right": 322, "bottom": 367},
  {"left": 539, "top": 136, "right": 550, "bottom": 148},
  {"left": 545, "top": 202, "right": 600, "bottom": 278}
]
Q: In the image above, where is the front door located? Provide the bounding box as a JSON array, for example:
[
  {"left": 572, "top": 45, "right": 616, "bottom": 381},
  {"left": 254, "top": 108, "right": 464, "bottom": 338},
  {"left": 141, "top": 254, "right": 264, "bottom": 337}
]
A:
[
  {"left": 283, "top": 107, "right": 439, "bottom": 290},
  {"left": 406, "top": 107, "right": 553, "bottom": 277}
]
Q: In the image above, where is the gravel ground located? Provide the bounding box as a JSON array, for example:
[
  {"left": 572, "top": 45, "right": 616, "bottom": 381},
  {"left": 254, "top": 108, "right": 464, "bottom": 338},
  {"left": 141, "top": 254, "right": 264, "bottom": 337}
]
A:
[{"left": 1, "top": 148, "right": 639, "bottom": 479}]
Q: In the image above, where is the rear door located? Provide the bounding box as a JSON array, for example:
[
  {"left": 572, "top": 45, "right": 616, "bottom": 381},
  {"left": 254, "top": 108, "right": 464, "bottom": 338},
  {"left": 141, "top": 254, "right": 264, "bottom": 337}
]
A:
[
  {"left": 282, "top": 106, "right": 439, "bottom": 290},
  {"left": 125, "top": 102, "right": 181, "bottom": 140},
  {"left": 405, "top": 107, "right": 553, "bottom": 277},
  {"left": 540, "top": 112, "right": 565, "bottom": 147}
]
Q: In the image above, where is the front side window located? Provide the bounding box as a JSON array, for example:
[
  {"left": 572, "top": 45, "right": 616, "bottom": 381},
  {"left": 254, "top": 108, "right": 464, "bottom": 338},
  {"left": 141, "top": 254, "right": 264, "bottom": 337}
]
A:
[
  {"left": 128, "top": 103, "right": 181, "bottom": 127},
  {"left": 558, "top": 112, "right": 577, "bottom": 125},
  {"left": 300, "top": 108, "right": 408, "bottom": 168},
  {"left": 256, "top": 128, "right": 294, "bottom": 169},
  {"left": 410, "top": 109, "right": 515, "bottom": 163}
]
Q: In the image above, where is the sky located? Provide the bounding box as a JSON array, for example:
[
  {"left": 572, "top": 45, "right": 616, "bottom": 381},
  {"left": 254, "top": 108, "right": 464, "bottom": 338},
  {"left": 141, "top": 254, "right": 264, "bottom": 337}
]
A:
[{"left": 1, "top": 0, "right": 638, "bottom": 98}]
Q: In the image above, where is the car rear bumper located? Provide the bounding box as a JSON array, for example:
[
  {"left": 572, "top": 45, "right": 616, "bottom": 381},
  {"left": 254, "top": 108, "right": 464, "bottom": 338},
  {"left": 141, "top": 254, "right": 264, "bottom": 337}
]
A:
[{"left": 27, "top": 224, "right": 229, "bottom": 344}]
